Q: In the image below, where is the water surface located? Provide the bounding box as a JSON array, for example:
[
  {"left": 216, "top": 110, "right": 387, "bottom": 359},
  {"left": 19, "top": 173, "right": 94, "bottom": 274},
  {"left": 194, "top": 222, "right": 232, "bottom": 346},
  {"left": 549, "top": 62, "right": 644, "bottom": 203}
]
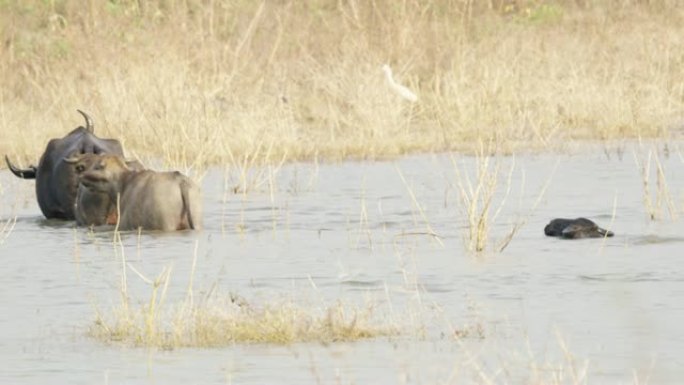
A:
[{"left": 1, "top": 143, "right": 683, "bottom": 384}]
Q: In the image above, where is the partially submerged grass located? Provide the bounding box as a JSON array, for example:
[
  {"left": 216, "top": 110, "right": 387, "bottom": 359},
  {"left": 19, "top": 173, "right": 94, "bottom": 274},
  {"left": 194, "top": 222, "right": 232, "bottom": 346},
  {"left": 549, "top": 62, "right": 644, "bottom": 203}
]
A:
[
  {"left": 2, "top": 1, "right": 684, "bottom": 169},
  {"left": 0, "top": 180, "right": 17, "bottom": 245},
  {"left": 633, "top": 142, "right": 678, "bottom": 221},
  {"left": 0, "top": 216, "right": 17, "bottom": 245},
  {"left": 452, "top": 143, "right": 512, "bottom": 253},
  {"left": 395, "top": 167, "right": 444, "bottom": 247},
  {"left": 457, "top": 331, "right": 591, "bottom": 385},
  {"left": 91, "top": 241, "right": 397, "bottom": 348},
  {"left": 91, "top": 290, "right": 395, "bottom": 348},
  {"left": 450, "top": 140, "right": 553, "bottom": 253}
]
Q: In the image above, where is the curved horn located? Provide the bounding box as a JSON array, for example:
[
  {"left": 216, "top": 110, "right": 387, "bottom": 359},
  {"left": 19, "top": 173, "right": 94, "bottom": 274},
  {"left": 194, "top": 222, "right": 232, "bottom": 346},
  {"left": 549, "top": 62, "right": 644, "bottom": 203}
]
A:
[
  {"left": 77, "top": 109, "right": 94, "bottom": 133},
  {"left": 5, "top": 155, "right": 37, "bottom": 179}
]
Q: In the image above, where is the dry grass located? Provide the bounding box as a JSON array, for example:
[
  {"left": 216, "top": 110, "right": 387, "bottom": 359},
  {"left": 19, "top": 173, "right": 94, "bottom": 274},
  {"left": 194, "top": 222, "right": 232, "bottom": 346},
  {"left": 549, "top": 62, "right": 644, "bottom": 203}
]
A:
[
  {"left": 633, "top": 142, "right": 678, "bottom": 220},
  {"left": 90, "top": 241, "right": 397, "bottom": 348},
  {"left": 450, "top": 139, "right": 553, "bottom": 253},
  {"left": 91, "top": 289, "right": 396, "bottom": 348},
  {"left": 0, "top": 180, "right": 17, "bottom": 244},
  {"left": 1, "top": 1, "right": 684, "bottom": 169},
  {"left": 455, "top": 332, "right": 592, "bottom": 385},
  {"left": 452, "top": 143, "right": 512, "bottom": 253},
  {"left": 0, "top": 216, "right": 17, "bottom": 245}
]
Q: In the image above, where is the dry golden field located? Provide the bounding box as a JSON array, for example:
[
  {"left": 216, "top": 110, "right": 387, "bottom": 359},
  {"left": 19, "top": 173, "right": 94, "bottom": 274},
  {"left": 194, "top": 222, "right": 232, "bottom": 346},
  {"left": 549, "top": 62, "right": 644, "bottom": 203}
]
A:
[{"left": 1, "top": 0, "right": 683, "bottom": 168}]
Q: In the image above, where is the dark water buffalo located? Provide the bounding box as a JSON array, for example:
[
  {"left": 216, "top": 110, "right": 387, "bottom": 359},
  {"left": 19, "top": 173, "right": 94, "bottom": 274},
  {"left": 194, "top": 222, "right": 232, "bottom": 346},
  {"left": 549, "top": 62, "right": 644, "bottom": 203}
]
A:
[
  {"left": 78, "top": 154, "right": 202, "bottom": 231},
  {"left": 544, "top": 218, "right": 614, "bottom": 239},
  {"left": 64, "top": 153, "right": 144, "bottom": 227},
  {"left": 5, "top": 110, "right": 126, "bottom": 220}
]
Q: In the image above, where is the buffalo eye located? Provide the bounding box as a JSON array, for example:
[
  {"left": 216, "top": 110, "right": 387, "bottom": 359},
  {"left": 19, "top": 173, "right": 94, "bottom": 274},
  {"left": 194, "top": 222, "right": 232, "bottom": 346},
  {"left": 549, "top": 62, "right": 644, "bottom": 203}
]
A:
[{"left": 75, "top": 165, "right": 85, "bottom": 173}]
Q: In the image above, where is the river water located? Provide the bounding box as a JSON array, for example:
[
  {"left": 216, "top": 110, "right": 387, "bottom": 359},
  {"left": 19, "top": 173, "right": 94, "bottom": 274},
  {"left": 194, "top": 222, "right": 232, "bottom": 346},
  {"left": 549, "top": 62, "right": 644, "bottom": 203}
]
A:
[{"left": 1, "top": 143, "right": 683, "bottom": 384}]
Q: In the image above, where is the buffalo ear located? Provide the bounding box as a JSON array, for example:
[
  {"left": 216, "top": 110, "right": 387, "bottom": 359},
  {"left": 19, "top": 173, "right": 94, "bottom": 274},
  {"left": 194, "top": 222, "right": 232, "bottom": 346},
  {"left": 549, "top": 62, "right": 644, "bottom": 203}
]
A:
[{"left": 125, "top": 159, "right": 144, "bottom": 171}]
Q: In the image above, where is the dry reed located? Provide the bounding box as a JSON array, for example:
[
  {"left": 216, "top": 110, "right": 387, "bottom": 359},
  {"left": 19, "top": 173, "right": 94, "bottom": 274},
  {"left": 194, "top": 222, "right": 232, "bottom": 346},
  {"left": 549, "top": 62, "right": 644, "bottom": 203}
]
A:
[
  {"left": 0, "top": 179, "right": 17, "bottom": 244},
  {"left": 91, "top": 240, "right": 397, "bottom": 348},
  {"left": 450, "top": 139, "right": 553, "bottom": 253},
  {"left": 452, "top": 141, "right": 513, "bottom": 253},
  {"left": 633, "top": 143, "right": 678, "bottom": 220},
  {"left": 91, "top": 285, "right": 396, "bottom": 348},
  {"left": 0, "top": 216, "right": 17, "bottom": 245},
  {"left": 1, "top": 1, "right": 683, "bottom": 169}
]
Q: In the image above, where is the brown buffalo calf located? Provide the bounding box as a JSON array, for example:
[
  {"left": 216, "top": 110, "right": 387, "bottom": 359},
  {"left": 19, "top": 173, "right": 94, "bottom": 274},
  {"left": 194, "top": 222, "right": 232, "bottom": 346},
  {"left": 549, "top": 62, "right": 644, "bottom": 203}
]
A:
[
  {"left": 78, "top": 155, "right": 202, "bottom": 231},
  {"left": 65, "top": 153, "right": 144, "bottom": 227}
]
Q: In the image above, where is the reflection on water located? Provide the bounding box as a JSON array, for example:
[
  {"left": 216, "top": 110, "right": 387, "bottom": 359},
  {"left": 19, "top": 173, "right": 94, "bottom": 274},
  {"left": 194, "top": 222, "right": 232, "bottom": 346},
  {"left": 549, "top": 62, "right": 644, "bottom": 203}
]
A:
[
  {"left": 632, "top": 234, "right": 684, "bottom": 245},
  {"left": 2, "top": 144, "right": 684, "bottom": 384}
]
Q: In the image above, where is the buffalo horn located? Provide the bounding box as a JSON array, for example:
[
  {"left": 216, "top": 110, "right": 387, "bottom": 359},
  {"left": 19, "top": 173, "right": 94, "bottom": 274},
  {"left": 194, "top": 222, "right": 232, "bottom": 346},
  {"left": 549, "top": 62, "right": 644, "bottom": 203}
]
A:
[
  {"left": 77, "top": 109, "right": 94, "bottom": 133},
  {"left": 5, "top": 155, "right": 37, "bottom": 179}
]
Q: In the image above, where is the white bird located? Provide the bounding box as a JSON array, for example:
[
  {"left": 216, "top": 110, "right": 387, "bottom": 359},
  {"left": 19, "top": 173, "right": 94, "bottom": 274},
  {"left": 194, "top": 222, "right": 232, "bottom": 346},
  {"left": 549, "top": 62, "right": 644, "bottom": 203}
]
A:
[{"left": 382, "top": 64, "right": 418, "bottom": 102}]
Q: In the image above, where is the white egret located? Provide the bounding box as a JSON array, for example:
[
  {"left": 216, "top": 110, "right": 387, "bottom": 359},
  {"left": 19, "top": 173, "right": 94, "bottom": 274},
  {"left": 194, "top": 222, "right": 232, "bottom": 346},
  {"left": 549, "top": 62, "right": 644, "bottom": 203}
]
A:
[{"left": 382, "top": 64, "right": 418, "bottom": 102}]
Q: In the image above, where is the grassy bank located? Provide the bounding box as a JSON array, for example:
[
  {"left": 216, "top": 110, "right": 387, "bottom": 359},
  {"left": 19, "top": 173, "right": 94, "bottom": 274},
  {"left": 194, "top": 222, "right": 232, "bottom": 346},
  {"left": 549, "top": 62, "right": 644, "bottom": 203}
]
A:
[{"left": 1, "top": 0, "right": 683, "bottom": 168}]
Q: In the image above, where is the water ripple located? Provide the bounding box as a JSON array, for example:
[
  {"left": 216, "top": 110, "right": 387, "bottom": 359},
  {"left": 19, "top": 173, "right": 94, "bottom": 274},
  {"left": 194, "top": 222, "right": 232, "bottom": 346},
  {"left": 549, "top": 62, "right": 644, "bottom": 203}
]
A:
[
  {"left": 632, "top": 235, "right": 684, "bottom": 245},
  {"left": 578, "top": 272, "right": 684, "bottom": 282}
]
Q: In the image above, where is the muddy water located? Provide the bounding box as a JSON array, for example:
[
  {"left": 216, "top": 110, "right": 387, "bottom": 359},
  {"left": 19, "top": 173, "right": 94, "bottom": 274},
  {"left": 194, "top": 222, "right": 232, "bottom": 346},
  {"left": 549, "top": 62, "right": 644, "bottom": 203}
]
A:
[{"left": 1, "top": 144, "right": 684, "bottom": 384}]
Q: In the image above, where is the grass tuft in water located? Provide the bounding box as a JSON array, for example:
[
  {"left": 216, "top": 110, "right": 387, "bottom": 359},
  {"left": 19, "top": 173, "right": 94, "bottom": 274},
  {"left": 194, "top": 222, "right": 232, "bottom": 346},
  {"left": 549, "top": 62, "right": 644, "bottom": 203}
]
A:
[
  {"left": 90, "top": 250, "right": 397, "bottom": 348},
  {"left": 91, "top": 294, "right": 396, "bottom": 348},
  {"left": 451, "top": 140, "right": 516, "bottom": 253},
  {"left": 633, "top": 143, "right": 678, "bottom": 221},
  {"left": 450, "top": 139, "right": 553, "bottom": 253}
]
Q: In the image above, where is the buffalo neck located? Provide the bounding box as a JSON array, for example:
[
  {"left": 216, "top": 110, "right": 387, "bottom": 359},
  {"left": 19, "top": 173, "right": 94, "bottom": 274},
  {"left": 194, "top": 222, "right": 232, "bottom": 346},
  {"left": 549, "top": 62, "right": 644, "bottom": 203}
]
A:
[{"left": 111, "top": 169, "right": 139, "bottom": 202}]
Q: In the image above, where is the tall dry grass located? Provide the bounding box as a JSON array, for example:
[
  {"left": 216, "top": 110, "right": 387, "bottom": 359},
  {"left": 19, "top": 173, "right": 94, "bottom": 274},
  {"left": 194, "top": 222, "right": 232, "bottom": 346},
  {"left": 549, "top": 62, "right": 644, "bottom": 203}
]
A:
[{"left": 1, "top": 1, "right": 684, "bottom": 168}]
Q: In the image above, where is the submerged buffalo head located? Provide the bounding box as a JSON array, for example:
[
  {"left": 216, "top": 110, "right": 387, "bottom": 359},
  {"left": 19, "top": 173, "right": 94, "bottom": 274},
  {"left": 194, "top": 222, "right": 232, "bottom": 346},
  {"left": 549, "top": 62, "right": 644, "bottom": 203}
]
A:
[{"left": 544, "top": 217, "right": 614, "bottom": 239}]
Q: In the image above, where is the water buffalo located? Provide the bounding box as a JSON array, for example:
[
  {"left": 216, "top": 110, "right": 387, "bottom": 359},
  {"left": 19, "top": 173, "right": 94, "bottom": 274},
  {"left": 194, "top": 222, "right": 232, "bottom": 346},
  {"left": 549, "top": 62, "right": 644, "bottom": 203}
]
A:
[
  {"left": 4, "top": 110, "right": 126, "bottom": 220},
  {"left": 544, "top": 218, "right": 614, "bottom": 239},
  {"left": 64, "top": 153, "right": 144, "bottom": 227},
  {"left": 78, "top": 154, "right": 202, "bottom": 231}
]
